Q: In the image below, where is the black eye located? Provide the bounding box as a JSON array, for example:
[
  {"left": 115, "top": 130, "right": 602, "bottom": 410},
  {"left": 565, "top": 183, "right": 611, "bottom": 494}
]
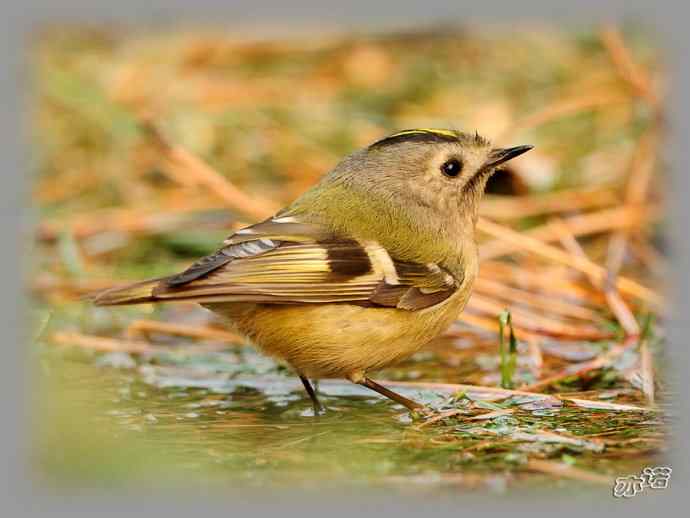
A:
[{"left": 440, "top": 158, "right": 463, "bottom": 178}]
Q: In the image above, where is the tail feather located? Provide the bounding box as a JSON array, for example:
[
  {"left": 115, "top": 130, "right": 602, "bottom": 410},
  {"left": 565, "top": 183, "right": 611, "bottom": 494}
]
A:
[{"left": 91, "top": 277, "right": 168, "bottom": 306}]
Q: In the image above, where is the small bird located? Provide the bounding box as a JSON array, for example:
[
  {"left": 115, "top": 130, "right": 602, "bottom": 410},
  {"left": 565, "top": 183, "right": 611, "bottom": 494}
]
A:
[{"left": 94, "top": 129, "right": 532, "bottom": 414}]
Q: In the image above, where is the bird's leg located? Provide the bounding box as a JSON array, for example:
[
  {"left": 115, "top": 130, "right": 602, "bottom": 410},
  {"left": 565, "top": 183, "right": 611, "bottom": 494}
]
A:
[
  {"left": 355, "top": 376, "right": 425, "bottom": 413},
  {"left": 299, "top": 375, "right": 325, "bottom": 414}
]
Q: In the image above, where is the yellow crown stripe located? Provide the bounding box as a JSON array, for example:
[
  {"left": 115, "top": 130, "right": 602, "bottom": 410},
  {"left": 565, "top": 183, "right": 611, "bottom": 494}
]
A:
[{"left": 388, "top": 128, "right": 458, "bottom": 139}]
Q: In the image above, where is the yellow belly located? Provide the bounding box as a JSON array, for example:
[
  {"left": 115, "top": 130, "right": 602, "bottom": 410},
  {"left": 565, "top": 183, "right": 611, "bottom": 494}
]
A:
[{"left": 205, "top": 288, "right": 470, "bottom": 380}]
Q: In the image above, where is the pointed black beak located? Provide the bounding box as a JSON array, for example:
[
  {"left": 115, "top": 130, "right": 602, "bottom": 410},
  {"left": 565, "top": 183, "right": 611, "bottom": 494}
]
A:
[{"left": 484, "top": 145, "right": 533, "bottom": 169}]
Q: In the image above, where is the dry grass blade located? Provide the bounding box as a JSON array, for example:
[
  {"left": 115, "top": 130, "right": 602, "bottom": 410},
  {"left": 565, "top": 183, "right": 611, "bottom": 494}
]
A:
[
  {"left": 51, "top": 331, "right": 157, "bottom": 354},
  {"left": 467, "top": 294, "right": 609, "bottom": 340},
  {"left": 599, "top": 24, "right": 659, "bottom": 108},
  {"left": 604, "top": 129, "right": 658, "bottom": 289},
  {"left": 479, "top": 204, "right": 659, "bottom": 261},
  {"left": 456, "top": 312, "right": 543, "bottom": 342},
  {"left": 526, "top": 336, "right": 544, "bottom": 378},
  {"left": 479, "top": 261, "right": 604, "bottom": 306},
  {"left": 456, "top": 310, "right": 586, "bottom": 353},
  {"left": 477, "top": 217, "right": 662, "bottom": 308},
  {"left": 640, "top": 344, "right": 655, "bottom": 404},
  {"left": 376, "top": 379, "right": 654, "bottom": 412},
  {"left": 565, "top": 398, "right": 649, "bottom": 412},
  {"left": 468, "top": 408, "right": 514, "bottom": 420},
  {"left": 623, "top": 131, "right": 658, "bottom": 213},
  {"left": 512, "top": 429, "right": 604, "bottom": 451},
  {"left": 603, "top": 290, "right": 640, "bottom": 336},
  {"left": 629, "top": 234, "right": 667, "bottom": 278},
  {"left": 415, "top": 408, "right": 466, "bottom": 428},
  {"left": 143, "top": 121, "right": 279, "bottom": 220},
  {"left": 33, "top": 274, "right": 117, "bottom": 298},
  {"left": 550, "top": 217, "right": 640, "bottom": 336},
  {"left": 473, "top": 277, "right": 602, "bottom": 322},
  {"left": 639, "top": 316, "right": 656, "bottom": 404},
  {"left": 519, "top": 335, "right": 638, "bottom": 393},
  {"left": 499, "top": 91, "right": 629, "bottom": 141},
  {"left": 127, "top": 319, "right": 244, "bottom": 343},
  {"left": 37, "top": 204, "right": 239, "bottom": 243},
  {"left": 479, "top": 187, "right": 619, "bottom": 220},
  {"left": 525, "top": 459, "right": 610, "bottom": 485}
]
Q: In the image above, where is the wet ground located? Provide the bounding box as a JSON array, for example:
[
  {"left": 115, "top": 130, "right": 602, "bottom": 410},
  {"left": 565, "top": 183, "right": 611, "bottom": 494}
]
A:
[{"left": 33, "top": 305, "right": 667, "bottom": 495}]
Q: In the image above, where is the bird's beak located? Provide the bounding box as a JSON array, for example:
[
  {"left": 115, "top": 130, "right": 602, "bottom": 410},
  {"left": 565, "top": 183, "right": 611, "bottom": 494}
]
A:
[{"left": 483, "top": 145, "right": 533, "bottom": 169}]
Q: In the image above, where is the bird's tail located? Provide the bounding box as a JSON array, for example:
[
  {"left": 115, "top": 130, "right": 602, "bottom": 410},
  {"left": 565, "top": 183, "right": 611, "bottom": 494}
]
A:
[{"left": 91, "top": 277, "right": 169, "bottom": 306}]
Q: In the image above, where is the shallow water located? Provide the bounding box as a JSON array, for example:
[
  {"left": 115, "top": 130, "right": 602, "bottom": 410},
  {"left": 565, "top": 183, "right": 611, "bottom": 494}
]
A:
[{"left": 34, "top": 326, "right": 666, "bottom": 495}]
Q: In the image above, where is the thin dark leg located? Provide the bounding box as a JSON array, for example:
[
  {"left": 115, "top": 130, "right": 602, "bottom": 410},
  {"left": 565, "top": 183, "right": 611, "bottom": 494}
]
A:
[
  {"left": 358, "top": 377, "right": 424, "bottom": 412},
  {"left": 300, "top": 375, "right": 324, "bottom": 414}
]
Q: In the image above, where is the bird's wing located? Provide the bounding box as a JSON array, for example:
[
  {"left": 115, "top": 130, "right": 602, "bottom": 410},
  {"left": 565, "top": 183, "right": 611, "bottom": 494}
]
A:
[{"left": 96, "top": 215, "right": 461, "bottom": 311}]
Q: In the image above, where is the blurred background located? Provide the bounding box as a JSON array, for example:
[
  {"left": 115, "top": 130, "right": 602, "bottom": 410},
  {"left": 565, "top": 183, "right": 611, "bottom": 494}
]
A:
[{"left": 29, "top": 23, "right": 667, "bottom": 493}]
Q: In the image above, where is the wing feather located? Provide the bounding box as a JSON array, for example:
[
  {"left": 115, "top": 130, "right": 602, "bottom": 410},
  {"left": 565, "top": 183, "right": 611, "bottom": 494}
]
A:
[{"left": 100, "top": 215, "right": 461, "bottom": 311}]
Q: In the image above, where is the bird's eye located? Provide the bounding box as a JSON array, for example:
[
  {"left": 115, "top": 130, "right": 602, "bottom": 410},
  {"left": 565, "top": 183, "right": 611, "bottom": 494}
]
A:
[{"left": 440, "top": 158, "right": 463, "bottom": 178}]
